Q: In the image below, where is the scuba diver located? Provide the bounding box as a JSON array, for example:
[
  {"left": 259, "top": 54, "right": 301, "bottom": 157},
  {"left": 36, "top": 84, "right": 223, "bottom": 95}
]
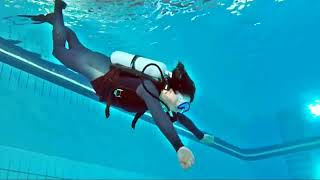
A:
[{"left": 20, "top": 0, "right": 214, "bottom": 170}]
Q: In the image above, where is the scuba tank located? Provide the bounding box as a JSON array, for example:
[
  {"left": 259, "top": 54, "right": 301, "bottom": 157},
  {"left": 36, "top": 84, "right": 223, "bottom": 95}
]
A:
[{"left": 110, "top": 51, "right": 172, "bottom": 80}]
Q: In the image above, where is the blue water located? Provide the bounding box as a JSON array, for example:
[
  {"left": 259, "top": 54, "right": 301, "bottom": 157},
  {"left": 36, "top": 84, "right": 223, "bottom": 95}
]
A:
[{"left": 1, "top": 0, "right": 320, "bottom": 179}]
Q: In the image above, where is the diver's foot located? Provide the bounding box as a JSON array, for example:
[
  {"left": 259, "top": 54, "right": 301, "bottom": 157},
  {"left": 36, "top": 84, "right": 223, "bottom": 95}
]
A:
[{"left": 54, "top": 0, "right": 67, "bottom": 12}]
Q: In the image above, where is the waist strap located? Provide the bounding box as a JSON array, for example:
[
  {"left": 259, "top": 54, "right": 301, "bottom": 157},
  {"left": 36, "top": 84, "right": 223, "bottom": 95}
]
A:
[{"left": 104, "top": 69, "right": 121, "bottom": 118}]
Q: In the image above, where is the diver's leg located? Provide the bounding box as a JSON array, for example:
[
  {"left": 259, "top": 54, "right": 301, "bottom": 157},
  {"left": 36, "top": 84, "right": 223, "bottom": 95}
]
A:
[
  {"left": 52, "top": 0, "right": 67, "bottom": 49},
  {"left": 51, "top": 0, "right": 106, "bottom": 80},
  {"left": 52, "top": 47, "right": 105, "bottom": 80},
  {"left": 54, "top": 25, "right": 111, "bottom": 76},
  {"left": 55, "top": 26, "right": 111, "bottom": 78},
  {"left": 51, "top": 5, "right": 84, "bottom": 50},
  {"left": 53, "top": 4, "right": 111, "bottom": 76},
  {"left": 21, "top": 1, "right": 111, "bottom": 78},
  {"left": 65, "top": 27, "right": 85, "bottom": 49},
  {"left": 25, "top": 12, "right": 85, "bottom": 50}
]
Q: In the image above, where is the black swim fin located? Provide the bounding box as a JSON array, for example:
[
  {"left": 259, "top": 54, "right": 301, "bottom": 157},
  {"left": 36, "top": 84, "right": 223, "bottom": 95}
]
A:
[
  {"left": 15, "top": 1, "right": 67, "bottom": 25},
  {"left": 17, "top": 14, "right": 55, "bottom": 24}
]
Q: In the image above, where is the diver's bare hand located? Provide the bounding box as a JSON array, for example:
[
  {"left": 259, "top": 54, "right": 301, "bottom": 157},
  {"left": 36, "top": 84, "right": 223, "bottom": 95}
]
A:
[
  {"left": 200, "top": 134, "right": 215, "bottom": 145},
  {"left": 177, "top": 146, "right": 195, "bottom": 169}
]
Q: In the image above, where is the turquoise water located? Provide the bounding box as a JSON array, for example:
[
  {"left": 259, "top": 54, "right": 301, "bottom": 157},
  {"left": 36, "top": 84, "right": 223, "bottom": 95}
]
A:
[{"left": 0, "top": 0, "right": 320, "bottom": 179}]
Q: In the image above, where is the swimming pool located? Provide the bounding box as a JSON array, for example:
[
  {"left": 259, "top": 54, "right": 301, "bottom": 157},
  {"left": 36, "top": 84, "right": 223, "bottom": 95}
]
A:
[{"left": 1, "top": 0, "right": 320, "bottom": 179}]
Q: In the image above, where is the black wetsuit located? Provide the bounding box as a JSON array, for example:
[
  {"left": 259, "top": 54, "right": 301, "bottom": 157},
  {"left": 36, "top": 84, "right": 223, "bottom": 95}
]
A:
[{"left": 40, "top": 0, "right": 204, "bottom": 152}]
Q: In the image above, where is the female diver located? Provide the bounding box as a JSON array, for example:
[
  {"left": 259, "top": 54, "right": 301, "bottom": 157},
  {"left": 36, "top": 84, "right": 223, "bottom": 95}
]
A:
[{"left": 21, "top": 0, "right": 214, "bottom": 170}]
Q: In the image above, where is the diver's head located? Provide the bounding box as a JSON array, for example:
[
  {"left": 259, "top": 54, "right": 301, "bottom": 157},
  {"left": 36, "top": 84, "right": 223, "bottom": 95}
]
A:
[
  {"left": 169, "top": 61, "right": 195, "bottom": 102},
  {"left": 160, "top": 62, "right": 195, "bottom": 113}
]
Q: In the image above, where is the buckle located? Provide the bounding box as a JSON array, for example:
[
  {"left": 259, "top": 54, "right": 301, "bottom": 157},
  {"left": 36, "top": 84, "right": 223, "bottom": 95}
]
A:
[{"left": 113, "top": 88, "right": 123, "bottom": 98}]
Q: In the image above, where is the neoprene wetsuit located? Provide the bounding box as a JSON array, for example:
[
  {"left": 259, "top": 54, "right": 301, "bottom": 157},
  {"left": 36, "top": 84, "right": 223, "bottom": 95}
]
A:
[{"left": 40, "top": 0, "right": 205, "bottom": 152}]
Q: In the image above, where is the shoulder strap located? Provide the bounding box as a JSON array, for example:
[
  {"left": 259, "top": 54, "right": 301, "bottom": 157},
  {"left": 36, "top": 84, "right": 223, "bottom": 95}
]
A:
[{"left": 169, "top": 112, "right": 178, "bottom": 122}]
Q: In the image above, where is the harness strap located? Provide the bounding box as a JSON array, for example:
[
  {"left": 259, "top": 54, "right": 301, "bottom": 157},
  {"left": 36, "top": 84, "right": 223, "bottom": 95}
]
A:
[
  {"left": 169, "top": 112, "right": 178, "bottom": 122},
  {"left": 105, "top": 69, "right": 121, "bottom": 119},
  {"left": 131, "top": 109, "right": 147, "bottom": 129},
  {"left": 105, "top": 94, "right": 112, "bottom": 118}
]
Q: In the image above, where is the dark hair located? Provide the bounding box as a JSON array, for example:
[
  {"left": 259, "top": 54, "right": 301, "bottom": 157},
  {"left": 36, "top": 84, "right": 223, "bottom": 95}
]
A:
[{"left": 168, "top": 62, "right": 196, "bottom": 102}]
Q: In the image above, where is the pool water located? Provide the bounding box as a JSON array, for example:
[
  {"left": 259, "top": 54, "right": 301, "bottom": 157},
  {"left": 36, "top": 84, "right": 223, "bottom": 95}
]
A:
[{"left": 0, "top": 0, "right": 320, "bottom": 179}]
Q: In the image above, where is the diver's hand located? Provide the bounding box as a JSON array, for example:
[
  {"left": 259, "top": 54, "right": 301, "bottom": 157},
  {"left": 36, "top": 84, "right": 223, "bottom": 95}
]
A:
[
  {"left": 177, "top": 146, "right": 195, "bottom": 169},
  {"left": 200, "top": 134, "right": 215, "bottom": 145}
]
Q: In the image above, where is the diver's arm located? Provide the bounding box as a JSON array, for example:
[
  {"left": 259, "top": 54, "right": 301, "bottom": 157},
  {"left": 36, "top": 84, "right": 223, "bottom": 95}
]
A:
[
  {"left": 177, "top": 113, "right": 215, "bottom": 145},
  {"left": 176, "top": 113, "right": 204, "bottom": 140},
  {"left": 136, "top": 80, "right": 184, "bottom": 152}
]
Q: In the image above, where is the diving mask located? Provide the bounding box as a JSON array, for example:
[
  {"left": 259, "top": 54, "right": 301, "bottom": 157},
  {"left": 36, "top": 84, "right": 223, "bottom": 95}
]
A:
[{"left": 176, "top": 92, "right": 191, "bottom": 113}]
